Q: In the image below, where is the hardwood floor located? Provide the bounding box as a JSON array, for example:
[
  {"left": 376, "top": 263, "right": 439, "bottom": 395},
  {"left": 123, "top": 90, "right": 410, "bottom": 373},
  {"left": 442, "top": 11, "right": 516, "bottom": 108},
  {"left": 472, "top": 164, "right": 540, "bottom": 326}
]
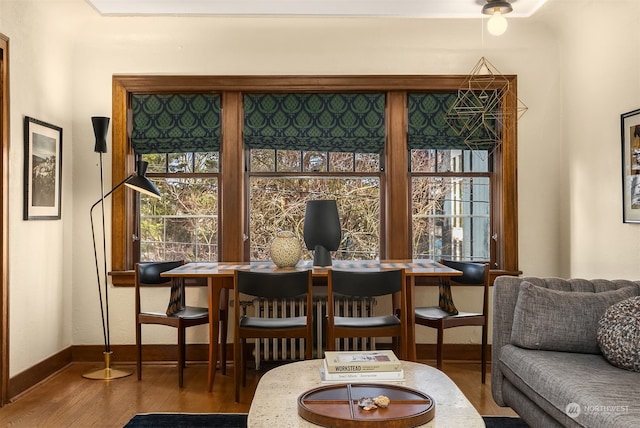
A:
[{"left": 0, "top": 359, "right": 516, "bottom": 427}]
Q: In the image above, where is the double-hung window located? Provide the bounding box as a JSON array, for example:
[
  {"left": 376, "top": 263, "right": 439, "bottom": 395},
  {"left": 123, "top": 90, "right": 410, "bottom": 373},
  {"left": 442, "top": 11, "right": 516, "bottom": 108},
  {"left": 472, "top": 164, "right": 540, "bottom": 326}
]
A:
[
  {"left": 408, "top": 93, "right": 493, "bottom": 263},
  {"left": 130, "top": 93, "right": 221, "bottom": 263},
  {"left": 243, "top": 93, "right": 386, "bottom": 261}
]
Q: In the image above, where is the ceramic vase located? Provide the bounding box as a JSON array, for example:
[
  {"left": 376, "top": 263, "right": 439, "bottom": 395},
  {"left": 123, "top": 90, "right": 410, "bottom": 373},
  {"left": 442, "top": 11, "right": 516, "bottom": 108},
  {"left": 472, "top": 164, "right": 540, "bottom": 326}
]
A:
[{"left": 269, "top": 230, "right": 302, "bottom": 268}]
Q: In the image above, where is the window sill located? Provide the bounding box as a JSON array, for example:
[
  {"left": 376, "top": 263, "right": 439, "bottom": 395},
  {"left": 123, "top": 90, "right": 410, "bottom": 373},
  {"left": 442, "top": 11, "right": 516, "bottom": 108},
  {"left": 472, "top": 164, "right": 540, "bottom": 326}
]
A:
[
  {"left": 110, "top": 270, "right": 134, "bottom": 287},
  {"left": 109, "top": 270, "right": 209, "bottom": 287}
]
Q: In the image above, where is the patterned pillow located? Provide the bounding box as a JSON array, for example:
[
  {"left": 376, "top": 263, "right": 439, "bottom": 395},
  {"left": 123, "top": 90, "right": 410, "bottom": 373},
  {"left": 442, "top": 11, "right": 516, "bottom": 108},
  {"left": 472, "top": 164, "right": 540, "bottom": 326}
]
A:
[
  {"left": 598, "top": 296, "right": 640, "bottom": 372},
  {"left": 511, "top": 281, "right": 636, "bottom": 354}
]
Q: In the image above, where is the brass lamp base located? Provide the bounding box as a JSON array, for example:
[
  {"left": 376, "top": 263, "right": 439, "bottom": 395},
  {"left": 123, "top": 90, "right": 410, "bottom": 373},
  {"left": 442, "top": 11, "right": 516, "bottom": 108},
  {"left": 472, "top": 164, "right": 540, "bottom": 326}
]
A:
[{"left": 82, "top": 351, "right": 132, "bottom": 380}]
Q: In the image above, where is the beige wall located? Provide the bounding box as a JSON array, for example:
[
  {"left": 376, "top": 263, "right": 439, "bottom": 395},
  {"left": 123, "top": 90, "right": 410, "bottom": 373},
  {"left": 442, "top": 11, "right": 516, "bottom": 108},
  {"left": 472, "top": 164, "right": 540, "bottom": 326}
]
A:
[
  {"left": 0, "top": 0, "right": 638, "bottom": 376},
  {"left": 549, "top": 1, "right": 640, "bottom": 279},
  {"left": 0, "top": 1, "right": 78, "bottom": 377}
]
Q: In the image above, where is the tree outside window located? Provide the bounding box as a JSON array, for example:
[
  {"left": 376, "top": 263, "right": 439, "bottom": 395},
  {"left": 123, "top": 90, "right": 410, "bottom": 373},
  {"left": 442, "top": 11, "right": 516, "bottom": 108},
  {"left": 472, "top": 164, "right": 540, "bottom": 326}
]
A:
[
  {"left": 248, "top": 149, "right": 380, "bottom": 261},
  {"left": 139, "top": 152, "right": 219, "bottom": 263},
  {"left": 411, "top": 149, "right": 491, "bottom": 262}
]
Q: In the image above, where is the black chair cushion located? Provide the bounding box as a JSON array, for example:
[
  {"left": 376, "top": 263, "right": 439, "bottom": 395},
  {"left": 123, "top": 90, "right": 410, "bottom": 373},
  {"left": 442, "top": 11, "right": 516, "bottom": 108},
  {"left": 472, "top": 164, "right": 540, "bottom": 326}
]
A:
[
  {"left": 415, "top": 306, "right": 482, "bottom": 320},
  {"left": 333, "top": 315, "right": 400, "bottom": 328},
  {"left": 240, "top": 315, "right": 308, "bottom": 329},
  {"left": 167, "top": 306, "right": 208, "bottom": 319}
]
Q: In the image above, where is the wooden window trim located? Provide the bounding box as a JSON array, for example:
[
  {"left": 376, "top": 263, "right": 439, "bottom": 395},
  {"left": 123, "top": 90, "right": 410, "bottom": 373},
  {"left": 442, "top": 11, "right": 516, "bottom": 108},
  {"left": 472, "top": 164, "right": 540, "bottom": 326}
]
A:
[
  {"left": 0, "top": 33, "right": 10, "bottom": 406},
  {"left": 111, "top": 75, "right": 519, "bottom": 286}
]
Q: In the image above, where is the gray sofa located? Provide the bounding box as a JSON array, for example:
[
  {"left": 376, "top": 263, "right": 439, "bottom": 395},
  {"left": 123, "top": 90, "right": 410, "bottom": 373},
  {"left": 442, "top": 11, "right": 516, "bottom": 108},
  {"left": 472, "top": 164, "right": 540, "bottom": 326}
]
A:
[{"left": 492, "top": 276, "right": 640, "bottom": 428}]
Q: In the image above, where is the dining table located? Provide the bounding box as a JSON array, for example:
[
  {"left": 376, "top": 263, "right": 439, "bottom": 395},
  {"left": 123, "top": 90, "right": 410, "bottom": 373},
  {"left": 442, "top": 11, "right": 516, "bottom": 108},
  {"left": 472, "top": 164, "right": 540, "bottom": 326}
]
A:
[{"left": 161, "top": 259, "right": 462, "bottom": 392}]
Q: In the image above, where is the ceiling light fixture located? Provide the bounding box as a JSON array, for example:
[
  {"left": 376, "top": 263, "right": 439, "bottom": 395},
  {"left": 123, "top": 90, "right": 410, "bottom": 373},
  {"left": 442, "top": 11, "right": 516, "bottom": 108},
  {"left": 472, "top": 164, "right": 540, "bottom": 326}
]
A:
[{"left": 482, "top": 0, "right": 513, "bottom": 36}]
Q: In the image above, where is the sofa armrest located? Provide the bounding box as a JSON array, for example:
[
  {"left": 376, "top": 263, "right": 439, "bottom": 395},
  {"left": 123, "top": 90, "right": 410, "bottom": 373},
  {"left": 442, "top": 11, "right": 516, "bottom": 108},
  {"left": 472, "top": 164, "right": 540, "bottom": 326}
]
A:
[{"left": 491, "top": 275, "right": 524, "bottom": 406}]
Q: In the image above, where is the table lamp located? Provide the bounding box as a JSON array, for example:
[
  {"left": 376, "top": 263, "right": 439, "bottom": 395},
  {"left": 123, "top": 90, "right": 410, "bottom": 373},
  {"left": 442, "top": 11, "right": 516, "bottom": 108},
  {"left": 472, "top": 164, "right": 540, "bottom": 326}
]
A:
[{"left": 303, "top": 199, "right": 341, "bottom": 267}]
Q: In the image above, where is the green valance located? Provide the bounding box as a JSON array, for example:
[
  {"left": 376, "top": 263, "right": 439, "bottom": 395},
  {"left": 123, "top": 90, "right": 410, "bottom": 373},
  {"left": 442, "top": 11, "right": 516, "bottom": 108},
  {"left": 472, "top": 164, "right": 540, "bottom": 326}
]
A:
[
  {"left": 243, "top": 93, "right": 386, "bottom": 153},
  {"left": 131, "top": 94, "right": 222, "bottom": 154},
  {"left": 408, "top": 92, "right": 497, "bottom": 151}
]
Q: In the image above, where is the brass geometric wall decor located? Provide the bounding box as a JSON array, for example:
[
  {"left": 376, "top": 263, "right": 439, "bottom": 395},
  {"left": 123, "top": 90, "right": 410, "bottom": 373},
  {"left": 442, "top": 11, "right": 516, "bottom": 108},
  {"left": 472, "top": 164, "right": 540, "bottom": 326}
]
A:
[{"left": 445, "top": 57, "right": 527, "bottom": 153}]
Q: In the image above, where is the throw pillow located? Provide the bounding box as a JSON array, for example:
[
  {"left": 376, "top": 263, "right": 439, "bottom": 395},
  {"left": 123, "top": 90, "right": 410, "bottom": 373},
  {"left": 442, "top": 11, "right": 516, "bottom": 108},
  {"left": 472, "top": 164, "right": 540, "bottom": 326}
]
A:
[
  {"left": 510, "top": 282, "right": 636, "bottom": 354},
  {"left": 598, "top": 296, "right": 640, "bottom": 372}
]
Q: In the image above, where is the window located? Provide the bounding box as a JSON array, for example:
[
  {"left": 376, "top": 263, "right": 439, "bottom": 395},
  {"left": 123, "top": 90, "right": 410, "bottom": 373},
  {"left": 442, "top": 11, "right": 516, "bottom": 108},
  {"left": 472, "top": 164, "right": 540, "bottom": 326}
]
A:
[
  {"left": 244, "top": 93, "right": 386, "bottom": 261},
  {"left": 140, "top": 152, "right": 219, "bottom": 262},
  {"left": 411, "top": 149, "right": 491, "bottom": 261},
  {"left": 129, "top": 93, "right": 221, "bottom": 264},
  {"left": 408, "top": 92, "right": 496, "bottom": 264},
  {"left": 110, "top": 76, "right": 519, "bottom": 285},
  {"left": 248, "top": 149, "right": 381, "bottom": 261}
]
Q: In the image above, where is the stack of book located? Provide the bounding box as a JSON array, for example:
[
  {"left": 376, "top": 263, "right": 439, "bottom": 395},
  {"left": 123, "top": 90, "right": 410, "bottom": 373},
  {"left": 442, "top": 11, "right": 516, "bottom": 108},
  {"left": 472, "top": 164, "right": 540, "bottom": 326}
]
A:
[{"left": 320, "top": 350, "right": 405, "bottom": 381}]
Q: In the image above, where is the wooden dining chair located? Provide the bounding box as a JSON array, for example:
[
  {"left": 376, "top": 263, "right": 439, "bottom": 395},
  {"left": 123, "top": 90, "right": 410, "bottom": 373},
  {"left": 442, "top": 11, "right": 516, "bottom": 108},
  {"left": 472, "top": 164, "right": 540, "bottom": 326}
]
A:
[
  {"left": 135, "top": 260, "right": 210, "bottom": 388},
  {"left": 326, "top": 269, "right": 406, "bottom": 359},
  {"left": 233, "top": 269, "right": 313, "bottom": 403},
  {"left": 414, "top": 259, "right": 490, "bottom": 383}
]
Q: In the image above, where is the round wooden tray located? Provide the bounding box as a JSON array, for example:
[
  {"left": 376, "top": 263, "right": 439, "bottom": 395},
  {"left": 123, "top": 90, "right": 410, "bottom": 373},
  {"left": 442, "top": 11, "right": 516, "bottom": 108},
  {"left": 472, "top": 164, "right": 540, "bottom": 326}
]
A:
[{"left": 297, "top": 383, "right": 435, "bottom": 428}]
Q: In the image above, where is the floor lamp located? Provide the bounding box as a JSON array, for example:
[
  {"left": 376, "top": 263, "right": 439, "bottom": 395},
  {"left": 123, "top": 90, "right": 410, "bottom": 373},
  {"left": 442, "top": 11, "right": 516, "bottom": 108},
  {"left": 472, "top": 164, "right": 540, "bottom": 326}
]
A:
[{"left": 83, "top": 116, "right": 161, "bottom": 380}]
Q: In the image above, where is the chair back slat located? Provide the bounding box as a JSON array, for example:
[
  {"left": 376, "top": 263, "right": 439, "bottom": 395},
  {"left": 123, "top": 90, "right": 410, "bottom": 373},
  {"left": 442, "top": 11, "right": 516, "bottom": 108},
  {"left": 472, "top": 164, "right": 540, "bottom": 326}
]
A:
[
  {"left": 137, "top": 260, "right": 184, "bottom": 285},
  {"left": 330, "top": 269, "right": 402, "bottom": 297},
  {"left": 236, "top": 269, "right": 311, "bottom": 299},
  {"left": 440, "top": 259, "right": 488, "bottom": 286}
]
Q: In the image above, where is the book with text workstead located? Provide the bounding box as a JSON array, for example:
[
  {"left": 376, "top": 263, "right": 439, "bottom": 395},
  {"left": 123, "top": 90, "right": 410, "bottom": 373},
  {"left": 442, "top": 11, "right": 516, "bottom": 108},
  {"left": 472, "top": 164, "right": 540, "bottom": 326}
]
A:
[
  {"left": 320, "top": 359, "right": 405, "bottom": 381},
  {"left": 323, "top": 350, "right": 402, "bottom": 373}
]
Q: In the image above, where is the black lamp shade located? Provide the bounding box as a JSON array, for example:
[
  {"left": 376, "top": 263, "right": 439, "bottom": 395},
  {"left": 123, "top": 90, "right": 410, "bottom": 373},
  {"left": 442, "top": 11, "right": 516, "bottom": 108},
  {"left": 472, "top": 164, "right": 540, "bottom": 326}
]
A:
[
  {"left": 303, "top": 199, "right": 341, "bottom": 266},
  {"left": 124, "top": 159, "right": 161, "bottom": 199},
  {"left": 92, "top": 116, "right": 110, "bottom": 153}
]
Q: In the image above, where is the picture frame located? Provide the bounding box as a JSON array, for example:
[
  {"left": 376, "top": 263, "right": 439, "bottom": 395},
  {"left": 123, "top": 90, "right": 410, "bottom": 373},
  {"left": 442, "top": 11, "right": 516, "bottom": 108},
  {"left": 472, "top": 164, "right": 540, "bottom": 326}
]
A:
[{"left": 23, "top": 116, "right": 63, "bottom": 220}]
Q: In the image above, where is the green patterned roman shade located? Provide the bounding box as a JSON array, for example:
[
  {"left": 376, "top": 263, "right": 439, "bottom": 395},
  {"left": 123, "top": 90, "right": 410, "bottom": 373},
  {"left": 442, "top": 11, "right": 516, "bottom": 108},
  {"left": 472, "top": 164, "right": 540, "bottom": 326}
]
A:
[
  {"left": 131, "top": 93, "right": 222, "bottom": 154},
  {"left": 243, "top": 93, "right": 386, "bottom": 153},
  {"left": 408, "top": 92, "right": 496, "bottom": 151}
]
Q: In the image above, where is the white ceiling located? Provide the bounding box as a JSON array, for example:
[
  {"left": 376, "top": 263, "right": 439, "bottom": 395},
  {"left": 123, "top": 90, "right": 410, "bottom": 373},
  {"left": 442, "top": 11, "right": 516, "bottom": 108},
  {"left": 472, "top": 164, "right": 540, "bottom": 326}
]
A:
[{"left": 86, "top": 0, "right": 548, "bottom": 18}]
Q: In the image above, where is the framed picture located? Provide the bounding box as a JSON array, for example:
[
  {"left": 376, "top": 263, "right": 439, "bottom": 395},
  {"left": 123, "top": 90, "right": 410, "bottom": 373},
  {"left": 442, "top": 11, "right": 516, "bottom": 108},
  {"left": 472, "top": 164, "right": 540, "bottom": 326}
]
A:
[
  {"left": 621, "top": 109, "right": 640, "bottom": 222},
  {"left": 23, "top": 116, "right": 63, "bottom": 220}
]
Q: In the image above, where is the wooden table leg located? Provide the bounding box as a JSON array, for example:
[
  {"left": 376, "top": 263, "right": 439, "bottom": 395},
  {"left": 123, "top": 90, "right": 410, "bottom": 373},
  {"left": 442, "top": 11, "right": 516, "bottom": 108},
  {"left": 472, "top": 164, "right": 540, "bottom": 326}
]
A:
[
  {"left": 219, "top": 287, "right": 228, "bottom": 376},
  {"left": 406, "top": 275, "right": 417, "bottom": 362},
  {"left": 207, "top": 277, "right": 222, "bottom": 392}
]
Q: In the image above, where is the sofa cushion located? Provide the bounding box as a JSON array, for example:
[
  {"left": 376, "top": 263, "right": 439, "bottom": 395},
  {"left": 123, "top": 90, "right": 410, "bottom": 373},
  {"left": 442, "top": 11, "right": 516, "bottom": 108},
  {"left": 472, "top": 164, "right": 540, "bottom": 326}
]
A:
[
  {"left": 598, "top": 296, "right": 640, "bottom": 372},
  {"left": 511, "top": 281, "right": 636, "bottom": 353},
  {"left": 499, "top": 345, "right": 640, "bottom": 428}
]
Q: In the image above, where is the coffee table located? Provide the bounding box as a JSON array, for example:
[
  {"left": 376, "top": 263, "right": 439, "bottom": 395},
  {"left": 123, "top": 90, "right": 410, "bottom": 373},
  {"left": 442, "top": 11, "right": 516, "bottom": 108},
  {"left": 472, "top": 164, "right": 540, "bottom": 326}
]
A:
[{"left": 248, "top": 359, "right": 485, "bottom": 427}]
